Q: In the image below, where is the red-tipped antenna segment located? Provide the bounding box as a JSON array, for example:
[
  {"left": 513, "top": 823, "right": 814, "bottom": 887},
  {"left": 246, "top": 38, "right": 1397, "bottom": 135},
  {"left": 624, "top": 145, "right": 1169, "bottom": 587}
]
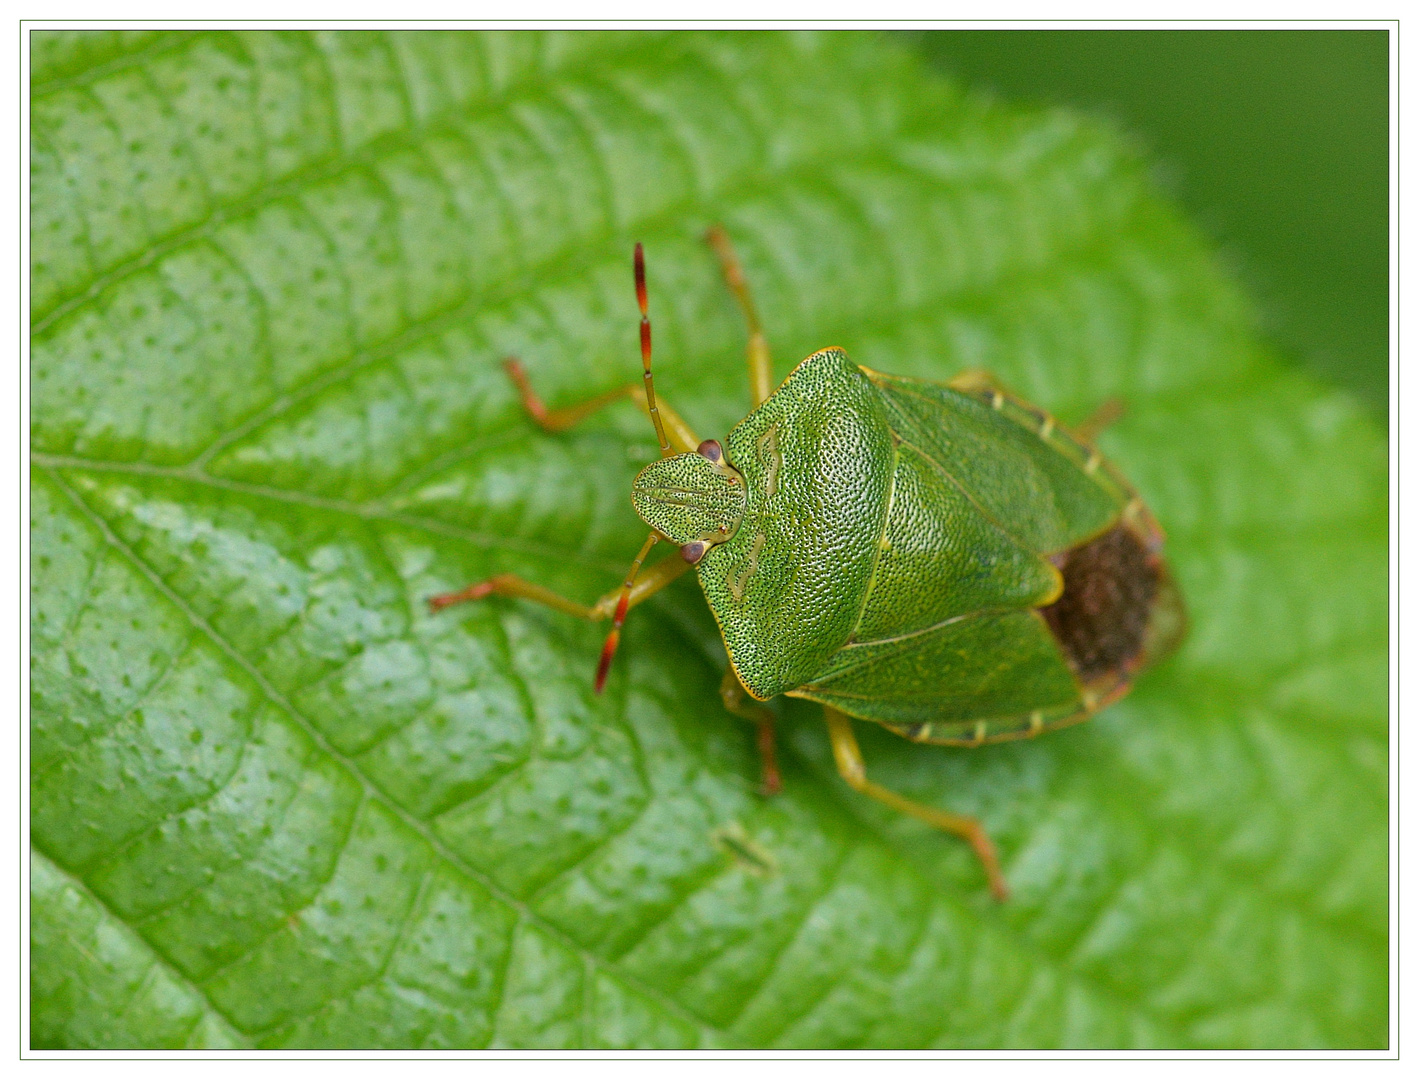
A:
[
  {"left": 594, "top": 531, "right": 660, "bottom": 693},
  {"left": 635, "top": 242, "right": 649, "bottom": 315},
  {"left": 634, "top": 243, "right": 673, "bottom": 458}
]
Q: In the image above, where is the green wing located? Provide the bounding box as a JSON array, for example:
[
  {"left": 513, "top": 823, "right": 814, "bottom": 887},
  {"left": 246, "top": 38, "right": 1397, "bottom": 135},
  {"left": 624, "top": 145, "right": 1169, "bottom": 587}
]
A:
[
  {"left": 789, "top": 608, "right": 1082, "bottom": 727},
  {"left": 865, "top": 371, "right": 1127, "bottom": 554},
  {"left": 787, "top": 368, "right": 1153, "bottom": 727},
  {"left": 852, "top": 439, "right": 1061, "bottom": 644}
]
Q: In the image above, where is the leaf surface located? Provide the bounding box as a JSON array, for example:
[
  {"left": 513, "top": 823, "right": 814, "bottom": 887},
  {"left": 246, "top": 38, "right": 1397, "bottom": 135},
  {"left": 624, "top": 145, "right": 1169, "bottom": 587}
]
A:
[{"left": 29, "top": 30, "right": 1387, "bottom": 1049}]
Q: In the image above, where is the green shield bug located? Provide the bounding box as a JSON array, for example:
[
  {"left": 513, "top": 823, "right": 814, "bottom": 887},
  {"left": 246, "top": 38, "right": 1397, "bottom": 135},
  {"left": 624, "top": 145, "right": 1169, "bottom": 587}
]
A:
[{"left": 431, "top": 229, "right": 1186, "bottom": 901}]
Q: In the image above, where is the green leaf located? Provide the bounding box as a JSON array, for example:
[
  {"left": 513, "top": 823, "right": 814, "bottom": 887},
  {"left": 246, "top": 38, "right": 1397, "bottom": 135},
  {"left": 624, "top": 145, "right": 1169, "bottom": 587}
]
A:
[{"left": 29, "top": 30, "right": 1386, "bottom": 1049}]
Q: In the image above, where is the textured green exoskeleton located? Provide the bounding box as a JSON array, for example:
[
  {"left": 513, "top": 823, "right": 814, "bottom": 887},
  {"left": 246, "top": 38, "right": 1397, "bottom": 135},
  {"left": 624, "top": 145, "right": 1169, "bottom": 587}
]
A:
[
  {"left": 665, "top": 346, "right": 1181, "bottom": 741},
  {"left": 432, "top": 233, "right": 1185, "bottom": 901}
]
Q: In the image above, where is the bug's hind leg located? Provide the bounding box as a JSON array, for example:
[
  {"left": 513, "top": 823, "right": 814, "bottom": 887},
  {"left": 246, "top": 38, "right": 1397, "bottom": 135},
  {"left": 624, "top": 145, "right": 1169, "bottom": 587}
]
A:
[
  {"left": 705, "top": 226, "right": 774, "bottom": 408},
  {"left": 824, "top": 707, "right": 1009, "bottom": 901},
  {"left": 502, "top": 358, "right": 701, "bottom": 453},
  {"left": 720, "top": 669, "right": 781, "bottom": 796}
]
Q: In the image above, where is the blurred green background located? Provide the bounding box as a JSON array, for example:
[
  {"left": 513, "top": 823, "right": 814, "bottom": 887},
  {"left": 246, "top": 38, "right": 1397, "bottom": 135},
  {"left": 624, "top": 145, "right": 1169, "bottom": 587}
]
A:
[{"left": 906, "top": 29, "right": 1390, "bottom": 419}]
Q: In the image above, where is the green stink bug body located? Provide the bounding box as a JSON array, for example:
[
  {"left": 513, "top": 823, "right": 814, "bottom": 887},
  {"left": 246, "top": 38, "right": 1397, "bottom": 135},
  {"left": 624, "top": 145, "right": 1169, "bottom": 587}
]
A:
[
  {"left": 647, "top": 345, "right": 1180, "bottom": 739},
  {"left": 432, "top": 231, "right": 1184, "bottom": 900}
]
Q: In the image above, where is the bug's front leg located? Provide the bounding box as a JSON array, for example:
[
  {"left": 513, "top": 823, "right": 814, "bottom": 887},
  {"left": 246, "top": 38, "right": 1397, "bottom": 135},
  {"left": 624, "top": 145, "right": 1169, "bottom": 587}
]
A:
[
  {"left": 705, "top": 226, "right": 774, "bottom": 408},
  {"left": 719, "top": 669, "right": 781, "bottom": 796},
  {"left": 823, "top": 707, "right": 1010, "bottom": 901},
  {"left": 503, "top": 358, "right": 701, "bottom": 454},
  {"left": 429, "top": 553, "right": 691, "bottom": 618}
]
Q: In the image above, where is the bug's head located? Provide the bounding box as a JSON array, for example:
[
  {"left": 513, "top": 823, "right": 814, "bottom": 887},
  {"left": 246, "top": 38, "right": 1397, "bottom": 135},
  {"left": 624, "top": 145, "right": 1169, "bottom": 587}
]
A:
[{"left": 631, "top": 440, "right": 746, "bottom": 562}]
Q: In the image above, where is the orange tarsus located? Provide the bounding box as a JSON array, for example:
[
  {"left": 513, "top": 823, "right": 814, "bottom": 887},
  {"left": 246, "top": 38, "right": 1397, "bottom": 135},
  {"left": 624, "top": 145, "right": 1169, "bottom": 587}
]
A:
[
  {"left": 593, "top": 629, "right": 620, "bottom": 695},
  {"left": 593, "top": 532, "right": 659, "bottom": 693},
  {"left": 970, "top": 831, "right": 1010, "bottom": 903},
  {"left": 593, "top": 591, "right": 632, "bottom": 694},
  {"left": 428, "top": 579, "right": 495, "bottom": 612},
  {"left": 502, "top": 357, "right": 549, "bottom": 427},
  {"left": 1073, "top": 396, "right": 1126, "bottom": 445},
  {"left": 757, "top": 718, "right": 781, "bottom": 796}
]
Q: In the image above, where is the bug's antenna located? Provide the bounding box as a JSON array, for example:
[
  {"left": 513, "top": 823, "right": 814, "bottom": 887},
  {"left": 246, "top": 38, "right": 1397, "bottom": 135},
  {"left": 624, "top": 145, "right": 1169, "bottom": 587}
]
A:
[
  {"left": 594, "top": 531, "right": 660, "bottom": 693},
  {"left": 635, "top": 243, "right": 673, "bottom": 458}
]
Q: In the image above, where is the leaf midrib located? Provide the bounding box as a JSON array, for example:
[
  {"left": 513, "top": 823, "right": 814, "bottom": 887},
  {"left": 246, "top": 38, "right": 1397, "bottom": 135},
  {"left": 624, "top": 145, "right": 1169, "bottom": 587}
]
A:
[{"left": 33, "top": 448, "right": 1385, "bottom": 590}]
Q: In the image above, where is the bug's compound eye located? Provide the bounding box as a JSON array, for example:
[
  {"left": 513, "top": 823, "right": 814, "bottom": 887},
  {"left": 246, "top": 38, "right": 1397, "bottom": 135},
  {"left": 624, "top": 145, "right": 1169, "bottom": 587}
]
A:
[
  {"left": 680, "top": 541, "right": 709, "bottom": 564},
  {"left": 697, "top": 439, "right": 723, "bottom": 464}
]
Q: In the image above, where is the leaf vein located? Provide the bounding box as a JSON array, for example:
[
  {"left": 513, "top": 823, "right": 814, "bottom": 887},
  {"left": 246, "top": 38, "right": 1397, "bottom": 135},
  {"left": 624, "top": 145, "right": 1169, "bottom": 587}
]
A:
[{"left": 45, "top": 467, "right": 720, "bottom": 1041}]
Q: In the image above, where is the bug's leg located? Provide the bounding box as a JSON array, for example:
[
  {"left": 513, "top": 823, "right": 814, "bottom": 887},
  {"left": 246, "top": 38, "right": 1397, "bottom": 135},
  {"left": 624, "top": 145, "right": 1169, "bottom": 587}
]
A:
[
  {"left": 719, "top": 669, "right": 781, "bottom": 796},
  {"left": 951, "top": 369, "right": 1126, "bottom": 447},
  {"left": 429, "top": 545, "right": 693, "bottom": 693},
  {"left": 430, "top": 573, "right": 596, "bottom": 618},
  {"left": 502, "top": 358, "right": 701, "bottom": 454},
  {"left": 823, "top": 707, "right": 1010, "bottom": 901},
  {"left": 505, "top": 243, "right": 701, "bottom": 455},
  {"left": 705, "top": 225, "right": 774, "bottom": 408},
  {"left": 1071, "top": 397, "right": 1126, "bottom": 446},
  {"left": 946, "top": 369, "right": 1016, "bottom": 398},
  {"left": 429, "top": 547, "right": 691, "bottom": 617}
]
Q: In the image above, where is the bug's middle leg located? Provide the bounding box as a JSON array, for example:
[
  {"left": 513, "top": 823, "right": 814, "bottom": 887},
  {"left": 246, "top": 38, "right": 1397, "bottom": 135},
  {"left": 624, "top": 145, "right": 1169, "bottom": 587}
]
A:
[
  {"left": 719, "top": 669, "right": 781, "bottom": 796},
  {"left": 823, "top": 707, "right": 1009, "bottom": 901},
  {"left": 502, "top": 358, "right": 701, "bottom": 454}
]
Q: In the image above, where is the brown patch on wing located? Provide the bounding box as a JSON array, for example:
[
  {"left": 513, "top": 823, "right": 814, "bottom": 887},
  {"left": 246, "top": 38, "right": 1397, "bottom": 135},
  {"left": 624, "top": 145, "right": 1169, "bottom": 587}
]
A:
[{"left": 1040, "top": 524, "right": 1160, "bottom": 683}]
